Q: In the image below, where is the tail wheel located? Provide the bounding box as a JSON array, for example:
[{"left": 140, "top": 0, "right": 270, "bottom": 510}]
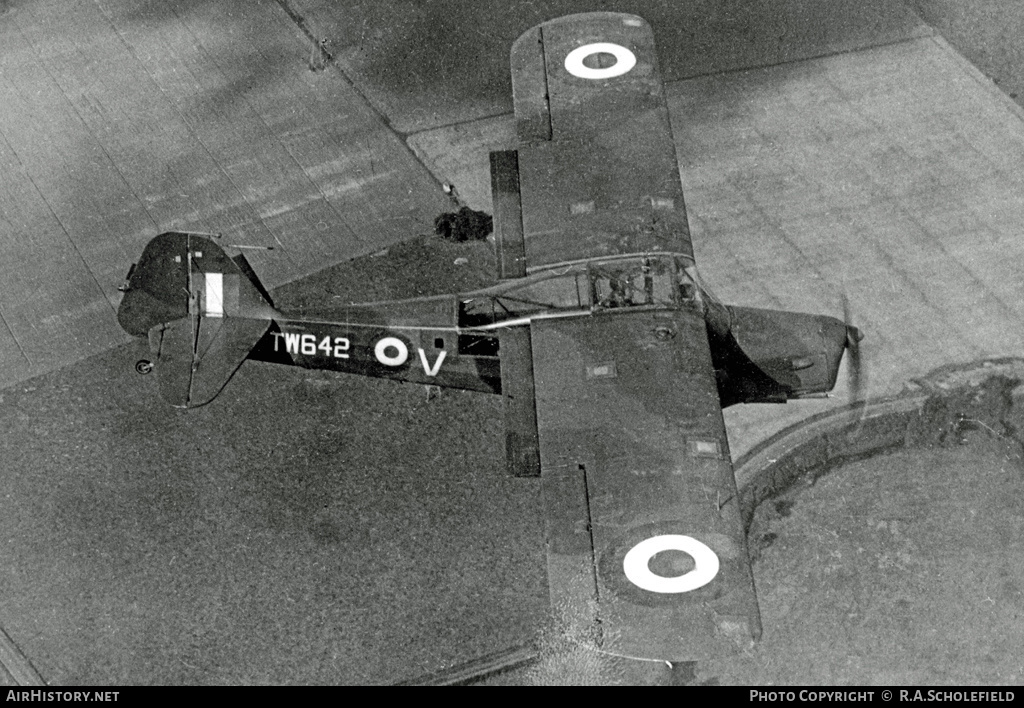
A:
[{"left": 135, "top": 360, "right": 154, "bottom": 375}]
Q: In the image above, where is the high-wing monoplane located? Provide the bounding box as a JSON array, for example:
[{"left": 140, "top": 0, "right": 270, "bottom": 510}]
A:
[{"left": 117, "top": 12, "right": 861, "bottom": 663}]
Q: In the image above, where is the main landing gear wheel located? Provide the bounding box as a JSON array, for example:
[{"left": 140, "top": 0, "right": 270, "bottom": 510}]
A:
[{"left": 135, "top": 360, "right": 153, "bottom": 375}]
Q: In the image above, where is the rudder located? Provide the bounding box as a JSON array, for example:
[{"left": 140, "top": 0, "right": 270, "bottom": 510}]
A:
[{"left": 118, "top": 232, "right": 276, "bottom": 407}]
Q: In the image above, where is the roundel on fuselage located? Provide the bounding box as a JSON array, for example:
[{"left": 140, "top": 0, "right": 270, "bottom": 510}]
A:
[{"left": 374, "top": 336, "right": 409, "bottom": 367}]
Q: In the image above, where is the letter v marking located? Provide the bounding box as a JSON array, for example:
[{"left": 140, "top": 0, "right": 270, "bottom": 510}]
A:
[{"left": 417, "top": 349, "right": 447, "bottom": 376}]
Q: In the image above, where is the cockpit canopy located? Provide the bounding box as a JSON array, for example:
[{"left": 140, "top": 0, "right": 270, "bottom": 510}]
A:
[{"left": 459, "top": 255, "right": 702, "bottom": 329}]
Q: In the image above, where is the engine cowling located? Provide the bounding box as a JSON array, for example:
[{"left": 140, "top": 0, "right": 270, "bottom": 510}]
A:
[{"left": 707, "top": 305, "right": 851, "bottom": 406}]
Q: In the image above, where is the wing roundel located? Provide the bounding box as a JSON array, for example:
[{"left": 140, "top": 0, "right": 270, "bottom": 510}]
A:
[
  {"left": 531, "top": 309, "right": 762, "bottom": 662},
  {"left": 507, "top": 13, "right": 694, "bottom": 270},
  {"left": 511, "top": 12, "right": 664, "bottom": 144}
]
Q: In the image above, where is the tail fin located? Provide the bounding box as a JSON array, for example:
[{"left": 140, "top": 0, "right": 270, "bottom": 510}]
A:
[{"left": 118, "top": 232, "right": 275, "bottom": 407}]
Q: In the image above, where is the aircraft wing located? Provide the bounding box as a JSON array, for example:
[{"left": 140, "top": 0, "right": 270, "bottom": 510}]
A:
[
  {"left": 506, "top": 13, "right": 693, "bottom": 270},
  {"left": 530, "top": 306, "right": 761, "bottom": 661}
]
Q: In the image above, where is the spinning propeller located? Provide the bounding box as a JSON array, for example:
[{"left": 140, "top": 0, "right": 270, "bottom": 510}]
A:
[{"left": 842, "top": 295, "right": 868, "bottom": 436}]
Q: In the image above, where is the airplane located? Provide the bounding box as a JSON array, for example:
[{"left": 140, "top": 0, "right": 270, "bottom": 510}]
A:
[{"left": 116, "top": 12, "right": 862, "bottom": 665}]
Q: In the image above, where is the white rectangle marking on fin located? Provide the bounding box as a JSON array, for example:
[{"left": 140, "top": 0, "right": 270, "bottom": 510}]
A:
[{"left": 205, "top": 272, "right": 224, "bottom": 317}]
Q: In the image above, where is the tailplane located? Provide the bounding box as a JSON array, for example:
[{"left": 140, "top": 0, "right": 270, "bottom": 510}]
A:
[{"left": 118, "top": 232, "right": 276, "bottom": 407}]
